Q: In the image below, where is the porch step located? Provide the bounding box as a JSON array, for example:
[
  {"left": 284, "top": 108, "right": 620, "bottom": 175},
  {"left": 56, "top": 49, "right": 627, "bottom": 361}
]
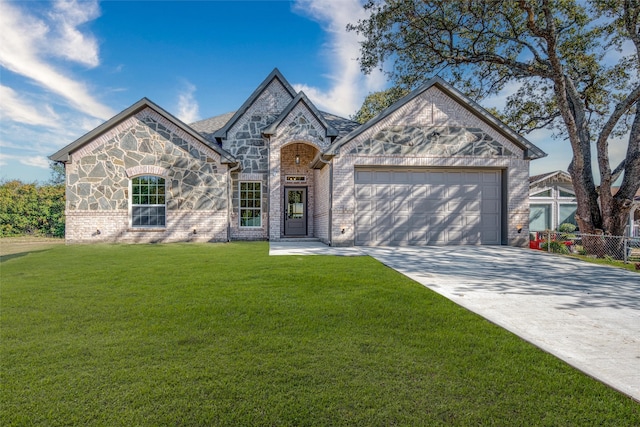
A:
[{"left": 277, "top": 238, "right": 321, "bottom": 243}]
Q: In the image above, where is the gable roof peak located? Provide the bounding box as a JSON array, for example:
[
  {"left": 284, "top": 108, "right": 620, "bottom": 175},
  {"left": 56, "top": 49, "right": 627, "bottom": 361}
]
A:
[
  {"left": 49, "top": 97, "right": 235, "bottom": 163},
  {"left": 262, "top": 90, "right": 338, "bottom": 137},
  {"left": 212, "top": 68, "right": 298, "bottom": 140},
  {"left": 325, "top": 76, "right": 546, "bottom": 160}
]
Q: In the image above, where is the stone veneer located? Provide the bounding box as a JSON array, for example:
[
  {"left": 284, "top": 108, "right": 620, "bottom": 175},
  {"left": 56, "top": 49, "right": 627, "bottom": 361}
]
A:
[
  {"left": 223, "top": 78, "right": 295, "bottom": 240},
  {"left": 65, "top": 107, "right": 228, "bottom": 243},
  {"left": 351, "top": 126, "right": 515, "bottom": 157}
]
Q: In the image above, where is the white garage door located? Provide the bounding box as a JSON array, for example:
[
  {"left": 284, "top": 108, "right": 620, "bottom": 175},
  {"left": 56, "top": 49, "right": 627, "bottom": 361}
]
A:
[{"left": 355, "top": 169, "right": 502, "bottom": 246}]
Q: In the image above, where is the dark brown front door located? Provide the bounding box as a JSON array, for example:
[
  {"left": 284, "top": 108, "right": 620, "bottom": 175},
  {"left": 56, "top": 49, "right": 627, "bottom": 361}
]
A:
[{"left": 285, "top": 187, "right": 307, "bottom": 236}]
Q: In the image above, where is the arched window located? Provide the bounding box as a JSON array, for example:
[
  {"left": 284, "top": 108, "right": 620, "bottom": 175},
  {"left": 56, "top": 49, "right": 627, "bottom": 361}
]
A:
[{"left": 131, "top": 176, "right": 166, "bottom": 227}]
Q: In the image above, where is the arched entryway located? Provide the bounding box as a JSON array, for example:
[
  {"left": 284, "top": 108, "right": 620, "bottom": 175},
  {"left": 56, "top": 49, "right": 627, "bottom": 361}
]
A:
[{"left": 280, "top": 142, "right": 318, "bottom": 238}]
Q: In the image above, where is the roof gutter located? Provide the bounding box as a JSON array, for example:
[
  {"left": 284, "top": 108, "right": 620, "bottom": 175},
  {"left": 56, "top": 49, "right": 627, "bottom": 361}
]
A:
[{"left": 310, "top": 151, "right": 334, "bottom": 169}]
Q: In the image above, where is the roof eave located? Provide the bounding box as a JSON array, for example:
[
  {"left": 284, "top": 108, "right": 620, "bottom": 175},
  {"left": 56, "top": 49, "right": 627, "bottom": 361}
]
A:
[{"left": 49, "top": 97, "right": 236, "bottom": 164}]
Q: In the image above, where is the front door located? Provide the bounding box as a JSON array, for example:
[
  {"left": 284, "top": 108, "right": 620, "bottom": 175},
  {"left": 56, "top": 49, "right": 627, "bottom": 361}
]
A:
[{"left": 285, "top": 187, "right": 307, "bottom": 236}]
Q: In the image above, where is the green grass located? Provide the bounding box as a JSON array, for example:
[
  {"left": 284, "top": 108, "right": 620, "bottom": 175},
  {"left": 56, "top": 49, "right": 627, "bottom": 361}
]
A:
[
  {"left": 568, "top": 253, "right": 640, "bottom": 273},
  {"left": 1, "top": 242, "right": 638, "bottom": 425}
]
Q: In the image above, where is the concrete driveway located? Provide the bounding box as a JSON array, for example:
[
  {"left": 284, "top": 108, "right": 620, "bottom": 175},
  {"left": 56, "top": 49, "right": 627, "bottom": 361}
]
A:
[{"left": 360, "top": 246, "right": 640, "bottom": 402}]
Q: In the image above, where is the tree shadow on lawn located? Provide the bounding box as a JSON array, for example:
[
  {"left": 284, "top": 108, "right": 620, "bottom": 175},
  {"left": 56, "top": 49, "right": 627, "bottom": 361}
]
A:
[
  {"left": 364, "top": 246, "right": 640, "bottom": 311},
  {"left": 0, "top": 249, "right": 55, "bottom": 263}
]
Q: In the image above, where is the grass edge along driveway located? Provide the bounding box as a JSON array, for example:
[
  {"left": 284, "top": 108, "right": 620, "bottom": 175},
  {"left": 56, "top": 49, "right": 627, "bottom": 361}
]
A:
[{"left": 2, "top": 242, "right": 638, "bottom": 426}]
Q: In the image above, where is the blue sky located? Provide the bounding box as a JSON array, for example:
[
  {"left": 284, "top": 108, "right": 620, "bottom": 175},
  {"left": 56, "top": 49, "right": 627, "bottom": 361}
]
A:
[{"left": 1, "top": 0, "right": 583, "bottom": 183}]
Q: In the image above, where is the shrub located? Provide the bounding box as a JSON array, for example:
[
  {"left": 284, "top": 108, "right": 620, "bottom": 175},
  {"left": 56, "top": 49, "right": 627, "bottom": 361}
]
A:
[
  {"left": 0, "top": 180, "right": 65, "bottom": 237},
  {"left": 558, "top": 223, "right": 577, "bottom": 233},
  {"left": 541, "top": 240, "right": 570, "bottom": 254}
]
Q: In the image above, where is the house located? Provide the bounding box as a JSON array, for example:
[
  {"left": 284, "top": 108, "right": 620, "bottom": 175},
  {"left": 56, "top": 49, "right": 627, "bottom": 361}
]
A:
[
  {"left": 529, "top": 170, "right": 640, "bottom": 236},
  {"left": 528, "top": 171, "right": 577, "bottom": 232},
  {"left": 50, "top": 68, "right": 546, "bottom": 246}
]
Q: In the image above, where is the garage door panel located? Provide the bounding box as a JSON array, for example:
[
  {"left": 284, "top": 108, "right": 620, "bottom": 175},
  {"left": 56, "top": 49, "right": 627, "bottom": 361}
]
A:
[
  {"left": 465, "top": 215, "right": 481, "bottom": 226},
  {"left": 481, "top": 215, "right": 500, "bottom": 227},
  {"left": 482, "top": 199, "right": 500, "bottom": 214},
  {"left": 409, "top": 231, "right": 427, "bottom": 244},
  {"left": 355, "top": 185, "right": 372, "bottom": 198},
  {"left": 411, "top": 185, "right": 427, "bottom": 198},
  {"left": 355, "top": 214, "right": 374, "bottom": 227},
  {"left": 393, "top": 185, "right": 411, "bottom": 198},
  {"left": 392, "top": 171, "right": 410, "bottom": 183},
  {"left": 393, "top": 214, "right": 411, "bottom": 227},
  {"left": 426, "top": 186, "right": 446, "bottom": 200},
  {"left": 375, "top": 199, "right": 393, "bottom": 212},
  {"left": 355, "top": 169, "right": 501, "bottom": 246},
  {"left": 374, "top": 171, "right": 392, "bottom": 183},
  {"left": 481, "top": 229, "right": 500, "bottom": 244},
  {"left": 374, "top": 185, "right": 391, "bottom": 198},
  {"left": 482, "top": 186, "right": 500, "bottom": 199},
  {"left": 483, "top": 172, "right": 499, "bottom": 183},
  {"left": 355, "top": 170, "right": 373, "bottom": 183},
  {"left": 428, "top": 171, "right": 445, "bottom": 183},
  {"left": 411, "top": 171, "right": 428, "bottom": 183}
]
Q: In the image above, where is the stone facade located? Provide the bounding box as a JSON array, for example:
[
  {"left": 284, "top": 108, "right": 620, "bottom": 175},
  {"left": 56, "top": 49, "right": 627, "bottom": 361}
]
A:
[
  {"left": 64, "top": 107, "right": 228, "bottom": 243},
  {"left": 53, "top": 70, "right": 544, "bottom": 247},
  {"left": 223, "top": 78, "right": 296, "bottom": 240}
]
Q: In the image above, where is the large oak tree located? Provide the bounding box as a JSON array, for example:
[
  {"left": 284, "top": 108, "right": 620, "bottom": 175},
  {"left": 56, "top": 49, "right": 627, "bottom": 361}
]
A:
[{"left": 349, "top": 0, "right": 640, "bottom": 237}]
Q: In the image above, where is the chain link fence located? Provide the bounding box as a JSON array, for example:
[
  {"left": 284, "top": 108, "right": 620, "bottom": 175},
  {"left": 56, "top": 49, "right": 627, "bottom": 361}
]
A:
[{"left": 530, "top": 230, "right": 640, "bottom": 263}]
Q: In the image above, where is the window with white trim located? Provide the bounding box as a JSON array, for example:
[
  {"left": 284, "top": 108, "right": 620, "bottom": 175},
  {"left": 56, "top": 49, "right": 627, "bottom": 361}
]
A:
[
  {"left": 531, "top": 189, "right": 552, "bottom": 197},
  {"left": 131, "top": 176, "right": 166, "bottom": 227},
  {"left": 239, "top": 182, "right": 261, "bottom": 227},
  {"left": 530, "top": 204, "right": 551, "bottom": 231},
  {"left": 559, "top": 203, "right": 578, "bottom": 226}
]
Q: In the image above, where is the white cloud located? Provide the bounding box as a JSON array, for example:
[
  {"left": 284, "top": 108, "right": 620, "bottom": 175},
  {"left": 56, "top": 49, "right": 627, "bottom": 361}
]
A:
[
  {"left": 0, "top": 85, "right": 60, "bottom": 128},
  {"left": 176, "top": 82, "right": 200, "bottom": 124},
  {"left": 0, "top": 0, "right": 114, "bottom": 120},
  {"left": 292, "top": 0, "right": 387, "bottom": 117},
  {"left": 48, "top": 0, "right": 101, "bottom": 67},
  {"left": 0, "top": 152, "right": 50, "bottom": 169}
]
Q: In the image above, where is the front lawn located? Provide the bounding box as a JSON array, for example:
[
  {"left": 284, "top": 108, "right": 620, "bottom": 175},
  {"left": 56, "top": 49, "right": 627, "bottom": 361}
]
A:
[{"left": 1, "top": 242, "right": 638, "bottom": 425}]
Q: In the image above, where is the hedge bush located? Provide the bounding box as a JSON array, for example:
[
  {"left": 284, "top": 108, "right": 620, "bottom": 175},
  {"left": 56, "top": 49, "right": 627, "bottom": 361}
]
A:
[{"left": 0, "top": 180, "right": 65, "bottom": 237}]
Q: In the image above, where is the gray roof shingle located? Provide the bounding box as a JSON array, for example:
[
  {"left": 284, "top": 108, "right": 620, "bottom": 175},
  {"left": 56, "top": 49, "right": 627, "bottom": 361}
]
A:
[
  {"left": 189, "top": 112, "right": 235, "bottom": 143},
  {"left": 190, "top": 110, "right": 361, "bottom": 145}
]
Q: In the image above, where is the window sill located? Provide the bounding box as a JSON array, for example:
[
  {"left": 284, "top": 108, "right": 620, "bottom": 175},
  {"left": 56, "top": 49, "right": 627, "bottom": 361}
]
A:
[{"left": 128, "top": 228, "right": 166, "bottom": 232}]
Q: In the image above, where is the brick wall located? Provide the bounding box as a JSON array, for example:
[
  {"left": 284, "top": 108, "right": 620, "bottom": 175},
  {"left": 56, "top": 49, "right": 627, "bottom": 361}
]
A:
[
  {"left": 66, "top": 210, "right": 227, "bottom": 243},
  {"left": 331, "top": 85, "right": 531, "bottom": 248},
  {"left": 313, "top": 165, "right": 331, "bottom": 243}
]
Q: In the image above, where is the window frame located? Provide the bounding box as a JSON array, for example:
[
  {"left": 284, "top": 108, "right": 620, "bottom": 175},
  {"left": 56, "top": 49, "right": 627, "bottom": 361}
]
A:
[
  {"left": 129, "top": 175, "right": 167, "bottom": 229},
  {"left": 239, "top": 181, "right": 262, "bottom": 228}
]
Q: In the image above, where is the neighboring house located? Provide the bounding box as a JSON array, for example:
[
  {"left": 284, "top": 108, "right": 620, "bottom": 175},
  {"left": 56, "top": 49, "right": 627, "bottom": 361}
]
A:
[
  {"left": 528, "top": 171, "right": 577, "bottom": 232},
  {"left": 50, "top": 68, "right": 546, "bottom": 246},
  {"left": 529, "top": 170, "right": 640, "bottom": 236}
]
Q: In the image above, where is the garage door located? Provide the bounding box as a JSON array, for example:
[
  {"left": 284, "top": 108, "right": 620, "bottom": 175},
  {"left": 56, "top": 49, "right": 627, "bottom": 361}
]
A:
[{"left": 355, "top": 169, "right": 502, "bottom": 245}]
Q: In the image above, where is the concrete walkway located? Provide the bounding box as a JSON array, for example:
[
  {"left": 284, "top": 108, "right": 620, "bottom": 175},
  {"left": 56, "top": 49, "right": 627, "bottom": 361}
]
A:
[
  {"left": 269, "top": 241, "right": 366, "bottom": 256},
  {"left": 270, "top": 242, "right": 640, "bottom": 401}
]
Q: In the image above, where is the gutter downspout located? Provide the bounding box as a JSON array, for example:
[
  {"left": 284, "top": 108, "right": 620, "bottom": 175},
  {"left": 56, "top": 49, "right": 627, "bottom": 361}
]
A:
[{"left": 227, "top": 161, "right": 241, "bottom": 242}]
